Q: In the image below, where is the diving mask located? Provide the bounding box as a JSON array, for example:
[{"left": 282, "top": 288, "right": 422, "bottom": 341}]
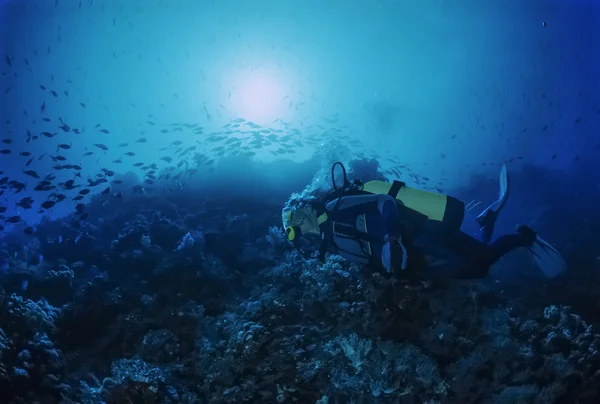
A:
[{"left": 282, "top": 206, "right": 301, "bottom": 241}]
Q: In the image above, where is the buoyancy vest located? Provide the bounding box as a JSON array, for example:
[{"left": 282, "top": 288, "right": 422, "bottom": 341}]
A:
[
  {"left": 316, "top": 179, "right": 464, "bottom": 262},
  {"left": 322, "top": 194, "right": 387, "bottom": 265}
]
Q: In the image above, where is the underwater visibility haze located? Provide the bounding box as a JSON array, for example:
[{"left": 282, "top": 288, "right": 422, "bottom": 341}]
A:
[{"left": 1, "top": 0, "right": 600, "bottom": 402}]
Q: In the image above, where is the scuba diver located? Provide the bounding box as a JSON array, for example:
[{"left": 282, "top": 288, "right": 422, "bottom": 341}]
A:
[{"left": 282, "top": 162, "right": 567, "bottom": 279}]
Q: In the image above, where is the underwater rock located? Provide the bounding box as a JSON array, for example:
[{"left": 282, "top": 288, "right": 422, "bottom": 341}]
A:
[
  {"left": 139, "top": 329, "right": 180, "bottom": 363},
  {"left": 175, "top": 232, "right": 194, "bottom": 251}
]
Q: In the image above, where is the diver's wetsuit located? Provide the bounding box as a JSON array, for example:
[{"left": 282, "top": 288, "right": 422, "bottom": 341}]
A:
[
  {"left": 320, "top": 193, "right": 528, "bottom": 279},
  {"left": 414, "top": 219, "right": 528, "bottom": 279}
]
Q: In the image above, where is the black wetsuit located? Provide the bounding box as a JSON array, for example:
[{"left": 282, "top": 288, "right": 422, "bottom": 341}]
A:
[{"left": 411, "top": 219, "right": 529, "bottom": 279}]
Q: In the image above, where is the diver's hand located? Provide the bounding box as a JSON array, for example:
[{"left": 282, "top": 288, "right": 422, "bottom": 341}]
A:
[{"left": 382, "top": 234, "right": 408, "bottom": 273}]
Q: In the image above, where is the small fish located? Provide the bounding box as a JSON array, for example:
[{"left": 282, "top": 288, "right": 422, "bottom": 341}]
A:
[
  {"left": 125, "top": 152, "right": 135, "bottom": 156},
  {"left": 99, "top": 129, "right": 110, "bottom": 134},
  {"left": 41, "top": 200, "right": 56, "bottom": 209},
  {"left": 83, "top": 151, "right": 94, "bottom": 156},
  {"left": 16, "top": 201, "right": 32, "bottom": 209},
  {"left": 136, "top": 138, "right": 147, "bottom": 143},
  {"left": 34, "top": 183, "right": 54, "bottom": 191},
  {"left": 23, "top": 226, "right": 34, "bottom": 234},
  {"left": 1, "top": 139, "right": 12, "bottom": 144},
  {"left": 94, "top": 144, "right": 108, "bottom": 151},
  {"left": 51, "top": 90, "right": 58, "bottom": 97},
  {"left": 57, "top": 144, "right": 71, "bottom": 149},
  {"left": 80, "top": 102, "right": 86, "bottom": 108},
  {"left": 23, "top": 170, "right": 40, "bottom": 179},
  {"left": 5, "top": 215, "right": 22, "bottom": 223},
  {"left": 118, "top": 143, "right": 129, "bottom": 147},
  {"left": 79, "top": 189, "right": 90, "bottom": 195},
  {"left": 19, "top": 152, "right": 31, "bottom": 156}
]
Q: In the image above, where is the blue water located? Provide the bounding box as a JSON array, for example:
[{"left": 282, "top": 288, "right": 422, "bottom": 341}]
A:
[{"left": 1, "top": 0, "right": 600, "bottom": 403}]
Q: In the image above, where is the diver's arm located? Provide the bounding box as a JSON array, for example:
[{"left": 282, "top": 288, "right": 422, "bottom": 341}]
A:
[
  {"left": 376, "top": 195, "right": 408, "bottom": 272},
  {"left": 377, "top": 195, "right": 403, "bottom": 237}
]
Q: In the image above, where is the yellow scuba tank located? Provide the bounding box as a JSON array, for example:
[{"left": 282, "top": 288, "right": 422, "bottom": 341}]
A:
[{"left": 361, "top": 180, "right": 465, "bottom": 232}]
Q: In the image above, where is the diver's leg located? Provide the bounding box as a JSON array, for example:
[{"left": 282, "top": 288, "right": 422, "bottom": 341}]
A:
[{"left": 422, "top": 226, "right": 528, "bottom": 279}]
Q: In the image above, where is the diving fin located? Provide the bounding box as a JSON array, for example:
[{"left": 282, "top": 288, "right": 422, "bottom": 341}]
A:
[
  {"left": 476, "top": 164, "right": 509, "bottom": 243},
  {"left": 528, "top": 235, "right": 567, "bottom": 279}
]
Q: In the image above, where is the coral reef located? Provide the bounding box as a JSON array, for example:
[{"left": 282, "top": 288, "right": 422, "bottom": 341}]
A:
[{"left": 0, "top": 160, "right": 599, "bottom": 403}]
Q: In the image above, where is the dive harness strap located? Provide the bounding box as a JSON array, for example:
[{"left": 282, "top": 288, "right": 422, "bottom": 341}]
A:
[
  {"left": 319, "top": 223, "right": 379, "bottom": 264},
  {"left": 322, "top": 203, "right": 408, "bottom": 271},
  {"left": 387, "top": 180, "right": 406, "bottom": 199},
  {"left": 318, "top": 200, "right": 381, "bottom": 264},
  {"left": 316, "top": 161, "right": 401, "bottom": 263},
  {"left": 317, "top": 182, "right": 369, "bottom": 262}
]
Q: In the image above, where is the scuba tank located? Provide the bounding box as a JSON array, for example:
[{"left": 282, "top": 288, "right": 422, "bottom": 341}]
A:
[
  {"left": 330, "top": 161, "right": 465, "bottom": 234},
  {"left": 284, "top": 161, "right": 465, "bottom": 260}
]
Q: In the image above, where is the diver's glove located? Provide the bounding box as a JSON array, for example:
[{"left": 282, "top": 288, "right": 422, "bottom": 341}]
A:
[{"left": 382, "top": 234, "right": 408, "bottom": 273}]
